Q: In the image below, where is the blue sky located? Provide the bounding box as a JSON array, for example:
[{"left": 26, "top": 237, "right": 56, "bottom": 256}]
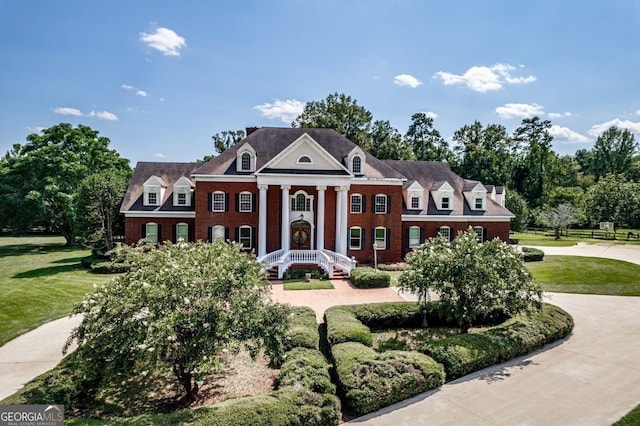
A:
[{"left": 1, "top": 0, "right": 639, "bottom": 165}]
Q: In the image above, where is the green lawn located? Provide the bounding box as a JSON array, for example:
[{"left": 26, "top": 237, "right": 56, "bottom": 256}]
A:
[
  {"left": 526, "top": 255, "right": 640, "bottom": 296},
  {"left": 512, "top": 230, "right": 640, "bottom": 247},
  {"left": 283, "top": 278, "right": 334, "bottom": 290},
  {"left": 614, "top": 404, "right": 640, "bottom": 425},
  {"left": 0, "top": 236, "right": 116, "bottom": 346}
]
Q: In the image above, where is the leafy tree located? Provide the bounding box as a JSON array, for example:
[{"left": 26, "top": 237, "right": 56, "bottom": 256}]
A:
[
  {"left": 367, "top": 120, "right": 414, "bottom": 160},
  {"left": 201, "top": 129, "right": 246, "bottom": 161},
  {"left": 452, "top": 121, "right": 514, "bottom": 185},
  {"left": 404, "top": 113, "right": 455, "bottom": 163},
  {"left": 292, "top": 92, "right": 373, "bottom": 147},
  {"left": 399, "top": 229, "right": 541, "bottom": 333},
  {"left": 65, "top": 240, "right": 291, "bottom": 402},
  {"left": 0, "top": 123, "right": 130, "bottom": 246},
  {"left": 505, "top": 189, "right": 530, "bottom": 232},
  {"left": 75, "top": 171, "right": 129, "bottom": 254},
  {"left": 512, "top": 117, "right": 554, "bottom": 207},
  {"left": 591, "top": 126, "right": 638, "bottom": 180},
  {"left": 582, "top": 174, "right": 640, "bottom": 229},
  {"left": 538, "top": 203, "right": 578, "bottom": 239}
]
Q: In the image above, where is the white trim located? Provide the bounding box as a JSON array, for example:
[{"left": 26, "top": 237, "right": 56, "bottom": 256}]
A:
[
  {"left": 401, "top": 214, "right": 513, "bottom": 222},
  {"left": 350, "top": 193, "right": 363, "bottom": 214},
  {"left": 296, "top": 154, "right": 314, "bottom": 164},
  {"left": 122, "top": 211, "right": 196, "bottom": 218},
  {"left": 176, "top": 222, "right": 189, "bottom": 242},
  {"left": 212, "top": 191, "right": 226, "bottom": 212},
  {"left": 351, "top": 177, "right": 405, "bottom": 186},
  {"left": 374, "top": 226, "right": 387, "bottom": 250},
  {"left": 349, "top": 226, "right": 362, "bottom": 250},
  {"left": 191, "top": 175, "right": 257, "bottom": 182}
]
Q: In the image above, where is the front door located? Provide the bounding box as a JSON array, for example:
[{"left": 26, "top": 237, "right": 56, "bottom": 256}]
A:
[{"left": 291, "top": 220, "right": 311, "bottom": 250}]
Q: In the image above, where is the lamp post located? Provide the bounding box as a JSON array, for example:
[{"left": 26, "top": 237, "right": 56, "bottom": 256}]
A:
[{"left": 372, "top": 242, "right": 378, "bottom": 271}]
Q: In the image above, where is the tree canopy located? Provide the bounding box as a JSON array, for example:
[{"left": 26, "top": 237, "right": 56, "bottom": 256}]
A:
[
  {"left": 65, "top": 240, "right": 291, "bottom": 402},
  {"left": 0, "top": 123, "right": 131, "bottom": 246}
]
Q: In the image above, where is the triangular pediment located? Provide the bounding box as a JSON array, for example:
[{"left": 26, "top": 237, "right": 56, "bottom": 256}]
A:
[
  {"left": 143, "top": 176, "right": 167, "bottom": 187},
  {"left": 257, "top": 133, "right": 351, "bottom": 175}
]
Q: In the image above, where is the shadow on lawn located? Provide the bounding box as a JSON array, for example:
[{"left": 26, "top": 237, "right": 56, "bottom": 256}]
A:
[
  {"left": 0, "top": 242, "right": 78, "bottom": 258},
  {"left": 13, "top": 262, "right": 84, "bottom": 279}
]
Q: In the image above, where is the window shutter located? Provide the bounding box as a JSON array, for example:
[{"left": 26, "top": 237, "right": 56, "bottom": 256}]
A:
[
  {"left": 483, "top": 227, "right": 488, "bottom": 242},
  {"left": 141, "top": 223, "right": 146, "bottom": 238},
  {"left": 371, "top": 229, "right": 375, "bottom": 248},
  {"left": 189, "top": 224, "right": 195, "bottom": 242},
  {"left": 225, "top": 227, "right": 229, "bottom": 241},
  {"left": 252, "top": 193, "right": 256, "bottom": 212},
  {"left": 361, "top": 228, "right": 366, "bottom": 248},
  {"left": 235, "top": 194, "right": 239, "bottom": 212},
  {"left": 386, "top": 228, "right": 391, "bottom": 249},
  {"left": 406, "top": 227, "right": 410, "bottom": 247},
  {"left": 450, "top": 228, "right": 454, "bottom": 242},
  {"left": 208, "top": 193, "right": 213, "bottom": 211},
  {"left": 252, "top": 227, "right": 257, "bottom": 250},
  {"left": 173, "top": 224, "right": 177, "bottom": 243},
  {"left": 208, "top": 226, "right": 213, "bottom": 243},
  {"left": 361, "top": 195, "right": 366, "bottom": 213},
  {"left": 386, "top": 195, "right": 391, "bottom": 214},
  {"left": 225, "top": 193, "right": 230, "bottom": 212},
  {"left": 157, "top": 224, "right": 162, "bottom": 243},
  {"left": 420, "top": 227, "right": 424, "bottom": 244},
  {"left": 234, "top": 227, "right": 239, "bottom": 243}
]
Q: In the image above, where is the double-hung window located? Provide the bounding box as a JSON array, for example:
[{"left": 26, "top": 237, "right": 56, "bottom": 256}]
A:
[
  {"left": 350, "top": 194, "right": 362, "bottom": 213},
  {"left": 239, "top": 192, "right": 252, "bottom": 212},
  {"left": 375, "top": 194, "right": 387, "bottom": 214}
]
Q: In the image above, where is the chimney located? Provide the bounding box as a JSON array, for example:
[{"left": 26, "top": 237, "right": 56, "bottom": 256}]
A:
[{"left": 246, "top": 126, "right": 259, "bottom": 136}]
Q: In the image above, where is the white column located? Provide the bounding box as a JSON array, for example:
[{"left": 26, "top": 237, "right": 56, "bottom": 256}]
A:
[
  {"left": 316, "top": 186, "right": 326, "bottom": 252},
  {"left": 339, "top": 186, "right": 349, "bottom": 255},
  {"left": 258, "top": 184, "right": 268, "bottom": 257},
  {"left": 335, "top": 186, "right": 342, "bottom": 253},
  {"left": 281, "top": 185, "right": 290, "bottom": 252}
]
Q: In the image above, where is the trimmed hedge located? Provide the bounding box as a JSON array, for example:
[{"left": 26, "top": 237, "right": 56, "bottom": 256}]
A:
[
  {"left": 350, "top": 267, "right": 391, "bottom": 288},
  {"left": 376, "top": 262, "right": 408, "bottom": 272},
  {"left": 276, "top": 348, "right": 336, "bottom": 395},
  {"left": 522, "top": 247, "right": 545, "bottom": 262},
  {"left": 324, "top": 307, "right": 373, "bottom": 347},
  {"left": 283, "top": 269, "right": 329, "bottom": 280},
  {"left": 284, "top": 306, "right": 320, "bottom": 351},
  {"left": 419, "top": 303, "right": 574, "bottom": 380},
  {"left": 332, "top": 342, "right": 445, "bottom": 416}
]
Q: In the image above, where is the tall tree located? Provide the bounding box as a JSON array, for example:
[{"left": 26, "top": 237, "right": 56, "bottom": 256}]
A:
[
  {"left": 452, "top": 121, "right": 514, "bottom": 184},
  {"left": 367, "top": 120, "right": 414, "bottom": 160},
  {"left": 512, "top": 117, "right": 554, "bottom": 207},
  {"left": 211, "top": 129, "right": 245, "bottom": 156},
  {"left": 583, "top": 174, "right": 640, "bottom": 229},
  {"left": 538, "top": 202, "right": 578, "bottom": 239},
  {"left": 591, "top": 126, "right": 638, "bottom": 180},
  {"left": 76, "top": 170, "right": 129, "bottom": 254},
  {"left": 505, "top": 189, "right": 530, "bottom": 232},
  {"left": 292, "top": 93, "right": 373, "bottom": 147},
  {"left": 0, "top": 123, "right": 131, "bottom": 246},
  {"left": 404, "top": 113, "right": 454, "bottom": 163}
]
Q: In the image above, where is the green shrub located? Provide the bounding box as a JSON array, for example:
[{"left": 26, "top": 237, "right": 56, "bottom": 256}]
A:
[
  {"left": 331, "top": 342, "right": 444, "bottom": 416},
  {"left": 324, "top": 307, "right": 372, "bottom": 347},
  {"left": 522, "top": 247, "right": 545, "bottom": 262},
  {"left": 276, "top": 348, "right": 336, "bottom": 395},
  {"left": 283, "top": 269, "right": 328, "bottom": 280},
  {"left": 350, "top": 267, "right": 390, "bottom": 288},
  {"left": 90, "top": 261, "right": 131, "bottom": 274},
  {"left": 347, "top": 302, "right": 426, "bottom": 329},
  {"left": 377, "top": 262, "right": 408, "bottom": 271},
  {"left": 285, "top": 307, "right": 320, "bottom": 351},
  {"left": 419, "top": 303, "right": 573, "bottom": 379}
]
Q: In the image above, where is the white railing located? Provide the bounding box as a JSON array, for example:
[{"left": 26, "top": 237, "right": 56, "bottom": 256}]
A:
[{"left": 259, "top": 248, "right": 356, "bottom": 279}]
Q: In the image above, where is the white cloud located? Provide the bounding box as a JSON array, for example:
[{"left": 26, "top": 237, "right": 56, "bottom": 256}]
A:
[
  {"left": 422, "top": 111, "right": 439, "bottom": 119},
  {"left": 393, "top": 74, "right": 423, "bottom": 88},
  {"left": 253, "top": 99, "right": 305, "bottom": 123},
  {"left": 154, "top": 153, "right": 168, "bottom": 158},
  {"left": 122, "top": 84, "right": 148, "bottom": 97},
  {"left": 588, "top": 118, "right": 640, "bottom": 137},
  {"left": 434, "top": 63, "right": 536, "bottom": 93},
  {"left": 548, "top": 111, "right": 573, "bottom": 119},
  {"left": 495, "top": 103, "right": 544, "bottom": 119},
  {"left": 549, "top": 125, "right": 589, "bottom": 143},
  {"left": 53, "top": 107, "right": 84, "bottom": 117},
  {"left": 636, "top": 109, "right": 640, "bottom": 116},
  {"left": 140, "top": 27, "right": 186, "bottom": 56},
  {"left": 52, "top": 106, "right": 118, "bottom": 121}
]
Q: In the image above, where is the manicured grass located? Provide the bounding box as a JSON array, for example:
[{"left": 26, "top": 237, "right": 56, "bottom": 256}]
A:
[
  {"left": 511, "top": 232, "right": 581, "bottom": 247},
  {"left": 0, "top": 236, "right": 116, "bottom": 346},
  {"left": 614, "top": 404, "right": 640, "bottom": 425},
  {"left": 526, "top": 255, "right": 640, "bottom": 296},
  {"left": 283, "top": 279, "right": 334, "bottom": 290}
]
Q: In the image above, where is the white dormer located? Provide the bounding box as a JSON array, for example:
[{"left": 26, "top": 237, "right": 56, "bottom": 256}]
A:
[
  {"left": 143, "top": 176, "right": 167, "bottom": 206},
  {"left": 464, "top": 182, "right": 487, "bottom": 211},
  {"left": 404, "top": 181, "right": 424, "bottom": 210},
  {"left": 347, "top": 146, "right": 366, "bottom": 175},
  {"left": 430, "top": 181, "right": 454, "bottom": 210},
  {"left": 173, "top": 176, "right": 194, "bottom": 207},
  {"left": 236, "top": 143, "right": 257, "bottom": 172}
]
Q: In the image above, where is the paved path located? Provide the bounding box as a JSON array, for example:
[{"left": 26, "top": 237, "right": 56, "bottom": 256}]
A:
[
  {"left": 0, "top": 315, "right": 81, "bottom": 401},
  {"left": 348, "top": 292, "right": 640, "bottom": 426}
]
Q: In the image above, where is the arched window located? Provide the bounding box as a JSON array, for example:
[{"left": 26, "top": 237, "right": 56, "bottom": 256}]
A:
[
  {"left": 297, "top": 155, "right": 312, "bottom": 164},
  {"left": 474, "top": 226, "right": 484, "bottom": 242},
  {"left": 349, "top": 227, "right": 362, "bottom": 249},
  {"left": 350, "top": 194, "right": 363, "bottom": 213},
  {"left": 290, "top": 191, "right": 312, "bottom": 211},
  {"left": 212, "top": 191, "right": 226, "bottom": 212},
  {"left": 239, "top": 225, "right": 252, "bottom": 249},
  {"left": 408, "top": 226, "right": 421, "bottom": 248},
  {"left": 352, "top": 156, "right": 362, "bottom": 174},
  {"left": 239, "top": 191, "right": 253, "bottom": 212},
  {"left": 375, "top": 227, "right": 387, "bottom": 249},
  {"left": 176, "top": 222, "right": 189, "bottom": 242},
  {"left": 240, "top": 152, "right": 252, "bottom": 171},
  {"left": 437, "top": 226, "right": 451, "bottom": 241},
  {"left": 211, "top": 225, "right": 225, "bottom": 242},
  {"left": 375, "top": 194, "right": 388, "bottom": 214},
  {"left": 146, "top": 222, "right": 158, "bottom": 243}
]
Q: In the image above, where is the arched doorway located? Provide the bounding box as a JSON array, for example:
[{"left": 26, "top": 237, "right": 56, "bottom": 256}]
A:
[{"left": 291, "top": 220, "right": 311, "bottom": 250}]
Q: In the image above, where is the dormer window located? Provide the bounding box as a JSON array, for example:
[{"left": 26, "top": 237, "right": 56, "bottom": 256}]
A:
[
  {"left": 236, "top": 144, "right": 257, "bottom": 173},
  {"left": 177, "top": 192, "right": 187, "bottom": 205},
  {"left": 143, "top": 176, "right": 167, "bottom": 206},
  {"left": 147, "top": 190, "right": 158, "bottom": 206},
  {"left": 441, "top": 196, "right": 450, "bottom": 209},
  {"left": 352, "top": 156, "right": 362, "bottom": 174},
  {"left": 172, "top": 176, "right": 194, "bottom": 207},
  {"left": 241, "top": 152, "right": 252, "bottom": 171},
  {"left": 475, "top": 197, "right": 484, "bottom": 210}
]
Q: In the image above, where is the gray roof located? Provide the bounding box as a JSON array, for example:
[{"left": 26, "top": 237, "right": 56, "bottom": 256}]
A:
[
  {"left": 382, "top": 160, "right": 513, "bottom": 217},
  {"left": 120, "top": 162, "right": 198, "bottom": 212},
  {"left": 192, "top": 127, "right": 405, "bottom": 180}
]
